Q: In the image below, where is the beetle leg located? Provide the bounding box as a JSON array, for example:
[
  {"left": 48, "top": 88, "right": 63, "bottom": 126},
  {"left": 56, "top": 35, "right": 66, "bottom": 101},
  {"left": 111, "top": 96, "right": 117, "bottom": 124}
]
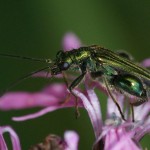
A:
[
  {"left": 69, "top": 61, "right": 87, "bottom": 118},
  {"left": 60, "top": 72, "right": 71, "bottom": 105},
  {"left": 130, "top": 104, "right": 135, "bottom": 122},
  {"left": 69, "top": 72, "right": 86, "bottom": 118},
  {"left": 103, "top": 76, "right": 126, "bottom": 121}
]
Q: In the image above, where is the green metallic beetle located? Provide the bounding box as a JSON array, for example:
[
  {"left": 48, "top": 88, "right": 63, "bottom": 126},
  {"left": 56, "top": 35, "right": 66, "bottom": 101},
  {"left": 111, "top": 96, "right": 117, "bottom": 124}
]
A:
[
  {"left": 1, "top": 45, "right": 150, "bottom": 121},
  {"left": 49, "top": 45, "right": 150, "bottom": 120}
]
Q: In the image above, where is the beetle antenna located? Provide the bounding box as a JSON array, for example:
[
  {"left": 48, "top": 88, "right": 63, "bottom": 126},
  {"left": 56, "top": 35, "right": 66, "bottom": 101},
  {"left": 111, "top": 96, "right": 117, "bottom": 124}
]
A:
[
  {"left": 0, "top": 66, "right": 50, "bottom": 96},
  {"left": 0, "top": 53, "right": 52, "bottom": 63}
]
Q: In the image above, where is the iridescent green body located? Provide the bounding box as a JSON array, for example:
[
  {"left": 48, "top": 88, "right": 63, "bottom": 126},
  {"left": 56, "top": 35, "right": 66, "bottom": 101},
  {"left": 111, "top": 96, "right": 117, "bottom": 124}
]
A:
[
  {"left": 112, "top": 74, "right": 147, "bottom": 104},
  {"left": 51, "top": 45, "right": 150, "bottom": 106}
]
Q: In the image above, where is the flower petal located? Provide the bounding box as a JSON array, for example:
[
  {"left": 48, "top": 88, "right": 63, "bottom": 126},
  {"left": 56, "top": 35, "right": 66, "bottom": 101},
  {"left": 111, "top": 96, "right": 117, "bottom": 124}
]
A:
[
  {"left": 73, "top": 89, "right": 101, "bottom": 138},
  {"left": 0, "top": 134, "right": 7, "bottom": 150},
  {"left": 134, "top": 124, "right": 150, "bottom": 142},
  {"left": 32, "top": 72, "right": 62, "bottom": 78},
  {"left": 0, "top": 126, "right": 21, "bottom": 150},
  {"left": 106, "top": 94, "right": 125, "bottom": 119},
  {"left": 64, "top": 131, "right": 79, "bottom": 150},
  {"left": 104, "top": 127, "right": 141, "bottom": 150},
  {"left": 86, "top": 85, "right": 102, "bottom": 135},
  {"left": 141, "top": 58, "right": 150, "bottom": 67},
  {"left": 62, "top": 32, "right": 81, "bottom": 51},
  {"left": 0, "top": 84, "right": 71, "bottom": 110},
  {"left": 12, "top": 103, "right": 78, "bottom": 121},
  {"left": 133, "top": 101, "right": 150, "bottom": 121}
]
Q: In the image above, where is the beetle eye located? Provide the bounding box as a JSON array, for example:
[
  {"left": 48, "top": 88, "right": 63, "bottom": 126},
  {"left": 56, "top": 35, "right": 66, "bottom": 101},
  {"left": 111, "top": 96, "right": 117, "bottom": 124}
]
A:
[{"left": 60, "top": 62, "right": 70, "bottom": 70}]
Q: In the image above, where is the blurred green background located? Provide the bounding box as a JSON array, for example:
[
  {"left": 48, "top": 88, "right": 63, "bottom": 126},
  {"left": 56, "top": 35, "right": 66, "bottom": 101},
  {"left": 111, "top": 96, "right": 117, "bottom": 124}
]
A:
[{"left": 0, "top": 0, "right": 150, "bottom": 149}]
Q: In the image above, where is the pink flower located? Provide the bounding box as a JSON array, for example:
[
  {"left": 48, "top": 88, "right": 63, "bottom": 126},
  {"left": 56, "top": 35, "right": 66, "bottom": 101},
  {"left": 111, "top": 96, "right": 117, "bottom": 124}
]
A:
[
  {"left": 62, "top": 32, "right": 81, "bottom": 51},
  {"left": 0, "top": 126, "right": 21, "bottom": 150},
  {"left": 0, "top": 32, "right": 150, "bottom": 149},
  {"left": 73, "top": 83, "right": 150, "bottom": 150}
]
